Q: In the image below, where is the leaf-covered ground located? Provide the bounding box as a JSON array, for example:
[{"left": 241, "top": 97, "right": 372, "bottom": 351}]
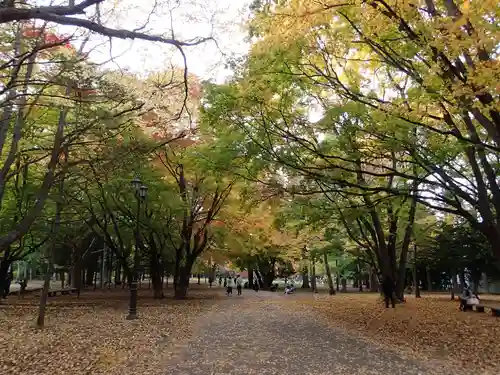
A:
[
  {"left": 2, "top": 287, "right": 499, "bottom": 375},
  {"left": 287, "top": 293, "right": 500, "bottom": 374},
  {"left": 0, "top": 287, "right": 220, "bottom": 375}
]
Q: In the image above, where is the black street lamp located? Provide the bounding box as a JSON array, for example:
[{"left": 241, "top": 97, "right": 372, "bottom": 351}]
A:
[{"left": 127, "top": 176, "right": 147, "bottom": 320}]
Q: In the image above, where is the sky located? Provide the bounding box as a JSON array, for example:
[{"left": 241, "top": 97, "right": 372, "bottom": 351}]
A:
[{"left": 81, "top": 0, "right": 252, "bottom": 82}]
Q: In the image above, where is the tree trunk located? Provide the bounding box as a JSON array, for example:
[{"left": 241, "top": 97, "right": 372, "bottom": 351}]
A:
[
  {"left": 263, "top": 271, "right": 274, "bottom": 289},
  {"left": 450, "top": 270, "right": 458, "bottom": 300},
  {"left": 106, "top": 248, "right": 112, "bottom": 289},
  {"left": 173, "top": 249, "right": 181, "bottom": 291},
  {"left": 426, "top": 266, "right": 433, "bottom": 291},
  {"left": 85, "top": 268, "right": 93, "bottom": 287},
  {"left": 256, "top": 270, "right": 265, "bottom": 288},
  {"left": 93, "top": 269, "right": 97, "bottom": 290},
  {"left": 100, "top": 245, "right": 106, "bottom": 288},
  {"left": 248, "top": 267, "right": 254, "bottom": 289},
  {"left": 71, "top": 245, "right": 81, "bottom": 291},
  {"left": 395, "top": 256, "right": 408, "bottom": 301},
  {"left": 370, "top": 267, "right": 378, "bottom": 292},
  {"left": 413, "top": 245, "right": 421, "bottom": 298},
  {"left": 38, "top": 142, "right": 67, "bottom": 327},
  {"left": 197, "top": 274, "right": 201, "bottom": 285},
  {"left": 341, "top": 277, "right": 347, "bottom": 292},
  {"left": 301, "top": 265, "right": 310, "bottom": 288},
  {"left": 174, "top": 256, "right": 194, "bottom": 299},
  {"left": 335, "top": 259, "right": 340, "bottom": 291},
  {"left": 301, "top": 246, "right": 309, "bottom": 288},
  {"left": 415, "top": 274, "right": 421, "bottom": 298},
  {"left": 323, "top": 251, "right": 335, "bottom": 295},
  {"left": 115, "top": 264, "right": 121, "bottom": 286},
  {"left": 153, "top": 275, "right": 163, "bottom": 298},
  {"left": 36, "top": 261, "right": 53, "bottom": 328},
  {"left": 481, "top": 273, "right": 489, "bottom": 293},
  {"left": 395, "top": 184, "right": 418, "bottom": 301},
  {"left": 208, "top": 256, "right": 214, "bottom": 287},
  {"left": 150, "top": 252, "right": 164, "bottom": 299},
  {"left": 125, "top": 270, "right": 132, "bottom": 289},
  {"left": 356, "top": 260, "right": 363, "bottom": 292},
  {"left": 472, "top": 273, "right": 480, "bottom": 294},
  {"left": 0, "top": 260, "right": 11, "bottom": 297},
  {"left": 310, "top": 258, "right": 317, "bottom": 293},
  {"left": 174, "top": 267, "right": 190, "bottom": 299},
  {"left": 460, "top": 270, "right": 468, "bottom": 290}
]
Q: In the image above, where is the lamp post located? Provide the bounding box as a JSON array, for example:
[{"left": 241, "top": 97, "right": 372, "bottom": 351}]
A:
[{"left": 127, "top": 176, "right": 147, "bottom": 320}]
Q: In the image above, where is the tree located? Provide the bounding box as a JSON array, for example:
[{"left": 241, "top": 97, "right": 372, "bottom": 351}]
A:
[
  {"left": 0, "top": 32, "right": 149, "bottom": 288},
  {"left": 0, "top": 0, "right": 215, "bottom": 253},
  {"left": 424, "top": 219, "right": 500, "bottom": 297},
  {"left": 244, "top": 0, "right": 500, "bottom": 261},
  {"left": 156, "top": 139, "right": 233, "bottom": 298},
  {"left": 219, "top": 201, "right": 301, "bottom": 289},
  {"left": 198, "top": 1, "right": 500, "bottom": 301}
]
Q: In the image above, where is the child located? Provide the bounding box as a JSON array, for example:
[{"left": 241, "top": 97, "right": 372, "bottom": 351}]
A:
[{"left": 226, "top": 276, "right": 234, "bottom": 296}]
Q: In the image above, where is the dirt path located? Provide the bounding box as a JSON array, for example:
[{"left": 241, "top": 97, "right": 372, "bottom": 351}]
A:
[{"left": 163, "top": 291, "right": 457, "bottom": 375}]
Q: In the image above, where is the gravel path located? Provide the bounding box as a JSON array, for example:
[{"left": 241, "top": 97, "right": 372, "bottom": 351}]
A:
[{"left": 164, "top": 291, "right": 455, "bottom": 375}]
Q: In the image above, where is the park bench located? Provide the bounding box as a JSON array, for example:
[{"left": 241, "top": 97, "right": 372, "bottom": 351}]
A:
[
  {"left": 7, "top": 286, "right": 42, "bottom": 296},
  {"left": 460, "top": 298, "right": 500, "bottom": 317},
  {"left": 473, "top": 304, "right": 500, "bottom": 317},
  {"left": 47, "top": 288, "right": 78, "bottom": 297}
]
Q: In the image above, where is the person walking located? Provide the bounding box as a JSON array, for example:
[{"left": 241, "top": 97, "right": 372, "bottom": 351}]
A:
[
  {"left": 226, "top": 276, "right": 234, "bottom": 296},
  {"left": 235, "top": 275, "right": 243, "bottom": 296}
]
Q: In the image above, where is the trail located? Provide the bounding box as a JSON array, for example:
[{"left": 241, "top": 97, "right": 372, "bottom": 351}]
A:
[{"left": 164, "top": 291, "right": 454, "bottom": 375}]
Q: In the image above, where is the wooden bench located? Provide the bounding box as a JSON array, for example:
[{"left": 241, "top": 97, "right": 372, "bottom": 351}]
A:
[
  {"left": 475, "top": 304, "right": 500, "bottom": 317},
  {"left": 7, "top": 286, "right": 42, "bottom": 296},
  {"left": 462, "top": 301, "right": 500, "bottom": 317},
  {"left": 47, "top": 288, "right": 78, "bottom": 297}
]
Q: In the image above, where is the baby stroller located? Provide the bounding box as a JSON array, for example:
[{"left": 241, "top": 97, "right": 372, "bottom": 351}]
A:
[{"left": 284, "top": 284, "right": 296, "bottom": 295}]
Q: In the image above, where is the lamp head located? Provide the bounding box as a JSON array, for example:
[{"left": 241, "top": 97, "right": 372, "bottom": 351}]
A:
[
  {"left": 131, "top": 176, "right": 141, "bottom": 190},
  {"left": 139, "top": 184, "right": 148, "bottom": 199}
]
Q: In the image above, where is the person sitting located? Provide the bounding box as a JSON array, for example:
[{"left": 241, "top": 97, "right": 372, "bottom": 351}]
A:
[
  {"left": 18, "top": 279, "right": 27, "bottom": 294},
  {"left": 467, "top": 292, "right": 480, "bottom": 307},
  {"left": 459, "top": 287, "right": 472, "bottom": 311},
  {"left": 284, "top": 283, "right": 295, "bottom": 295}
]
